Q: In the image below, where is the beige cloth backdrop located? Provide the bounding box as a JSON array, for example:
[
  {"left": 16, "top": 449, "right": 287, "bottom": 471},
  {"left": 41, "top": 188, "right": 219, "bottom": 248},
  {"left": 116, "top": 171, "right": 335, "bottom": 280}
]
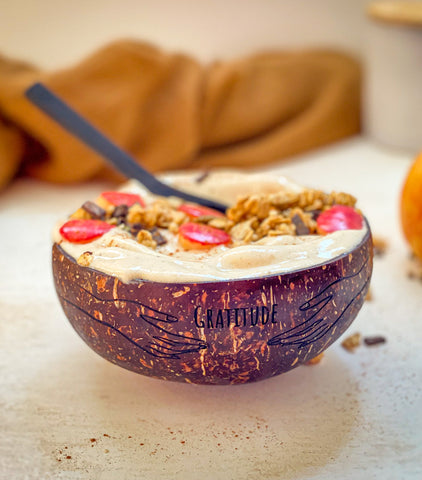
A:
[{"left": 0, "top": 39, "right": 361, "bottom": 189}]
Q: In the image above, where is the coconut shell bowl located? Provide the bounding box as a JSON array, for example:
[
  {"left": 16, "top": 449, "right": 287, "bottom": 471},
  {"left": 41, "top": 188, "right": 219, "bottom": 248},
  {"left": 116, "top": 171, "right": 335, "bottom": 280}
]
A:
[
  {"left": 26, "top": 83, "right": 372, "bottom": 385},
  {"left": 52, "top": 226, "right": 372, "bottom": 385}
]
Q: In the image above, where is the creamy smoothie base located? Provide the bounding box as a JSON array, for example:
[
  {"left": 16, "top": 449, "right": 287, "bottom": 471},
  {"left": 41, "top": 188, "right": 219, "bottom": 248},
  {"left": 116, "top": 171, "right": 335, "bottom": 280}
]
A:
[{"left": 53, "top": 170, "right": 367, "bottom": 283}]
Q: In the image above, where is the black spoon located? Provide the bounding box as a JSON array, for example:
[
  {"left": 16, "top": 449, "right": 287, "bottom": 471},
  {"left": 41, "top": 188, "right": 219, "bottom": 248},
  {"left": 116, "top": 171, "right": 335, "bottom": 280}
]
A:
[{"left": 25, "top": 83, "right": 227, "bottom": 212}]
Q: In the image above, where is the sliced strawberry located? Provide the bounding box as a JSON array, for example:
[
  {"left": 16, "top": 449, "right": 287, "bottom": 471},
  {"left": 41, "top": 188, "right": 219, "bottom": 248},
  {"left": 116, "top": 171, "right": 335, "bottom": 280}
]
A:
[
  {"left": 59, "top": 219, "right": 114, "bottom": 243},
  {"left": 100, "top": 191, "right": 145, "bottom": 207},
  {"left": 317, "top": 205, "right": 363, "bottom": 234},
  {"left": 178, "top": 203, "right": 225, "bottom": 218},
  {"left": 178, "top": 222, "right": 231, "bottom": 249}
]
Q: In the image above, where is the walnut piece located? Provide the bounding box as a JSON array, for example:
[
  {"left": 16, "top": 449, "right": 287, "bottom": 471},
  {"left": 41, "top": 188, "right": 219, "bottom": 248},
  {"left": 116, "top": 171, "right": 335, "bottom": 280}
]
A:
[
  {"left": 341, "top": 332, "right": 361, "bottom": 352},
  {"left": 136, "top": 229, "right": 157, "bottom": 249},
  {"left": 77, "top": 251, "right": 93, "bottom": 267}
]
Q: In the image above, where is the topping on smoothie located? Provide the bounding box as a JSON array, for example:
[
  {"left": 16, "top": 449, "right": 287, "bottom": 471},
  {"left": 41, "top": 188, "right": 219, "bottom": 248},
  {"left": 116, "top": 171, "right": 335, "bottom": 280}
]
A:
[
  {"left": 178, "top": 204, "right": 225, "bottom": 219},
  {"left": 100, "top": 191, "right": 145, "bottom": 207},
  {"left": 80, "top": 201, "right": 106, "bottom": 220},
  {"left": 226, "top": 190, "right": 357, "bottom": 242},
  {"left": 179, "top": 222, "right": 231, "bottom": 249},
  {"left": 136, "top": 229, "right": 158, "bottom": 249},
  {"left": 77, "top": 251, "right": 94, "bottom": 267},
  {"left": 53, "top": 173, "right": 368, "bottom": 283},
  {"left": 316, "top": 205, "right": 363, "bottom": 234},
  {"left": 59, "top": 219, "right": 114, "bottom": 244},
  {"left": 58, "top": 186, "right": 362, "bottom": 248}
]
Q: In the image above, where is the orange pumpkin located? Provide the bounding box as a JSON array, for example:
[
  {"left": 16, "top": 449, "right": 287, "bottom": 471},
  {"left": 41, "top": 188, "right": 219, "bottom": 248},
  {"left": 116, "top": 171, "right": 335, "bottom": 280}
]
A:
[{"left": 401, "top": 151, "right": 422, "bottom": 260}]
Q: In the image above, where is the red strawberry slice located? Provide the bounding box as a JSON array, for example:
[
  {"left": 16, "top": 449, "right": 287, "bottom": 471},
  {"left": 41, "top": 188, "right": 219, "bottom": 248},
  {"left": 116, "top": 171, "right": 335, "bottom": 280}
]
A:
[
  {"left": 317, "top": 205, "right": 363, "bottom": 234},
  {"left": 178, "top": 203, "right": 225, "bottom": 218},
  {"left": 59, "top": 219, "right": 114, "bottom": 243},
  {"left": 100, "top": 191, "right": 145, "bottom": 207},
  {"left": 178, "top": 222, "right": 231, "bottom": 249}
]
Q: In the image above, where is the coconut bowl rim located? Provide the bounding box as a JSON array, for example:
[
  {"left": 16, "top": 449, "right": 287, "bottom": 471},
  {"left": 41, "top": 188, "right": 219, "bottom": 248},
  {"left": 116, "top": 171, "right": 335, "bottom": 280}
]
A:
[{"left": 52, "top": 219, "right": 372, "bottom": 287}]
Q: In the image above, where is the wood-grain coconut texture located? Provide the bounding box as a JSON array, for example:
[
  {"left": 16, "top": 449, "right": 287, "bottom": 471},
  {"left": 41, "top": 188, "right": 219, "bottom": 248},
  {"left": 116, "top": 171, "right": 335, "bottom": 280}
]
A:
[{"left": 52, "top": 229, "right": 372, "bottom": 384}]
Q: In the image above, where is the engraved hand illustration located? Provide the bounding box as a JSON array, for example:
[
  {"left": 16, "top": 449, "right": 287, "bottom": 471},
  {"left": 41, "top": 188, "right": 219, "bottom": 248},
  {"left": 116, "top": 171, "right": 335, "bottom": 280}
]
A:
[
  {"left": 268, "top": 261, "right": 371, "bottom": 348},
  {"left": 60, "top": 284, "right": 207, "bottom": 359}
]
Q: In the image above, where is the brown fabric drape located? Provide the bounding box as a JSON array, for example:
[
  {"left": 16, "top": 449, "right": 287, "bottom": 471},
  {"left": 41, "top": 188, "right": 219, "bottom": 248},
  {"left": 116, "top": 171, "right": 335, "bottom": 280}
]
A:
[{"left": 0, "top": 39, "right": 361, "bottom": 190}]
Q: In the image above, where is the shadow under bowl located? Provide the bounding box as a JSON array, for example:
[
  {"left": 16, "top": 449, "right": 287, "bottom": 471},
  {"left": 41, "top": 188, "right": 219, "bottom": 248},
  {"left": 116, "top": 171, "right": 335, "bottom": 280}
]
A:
[{"left": 52, "top": 228, "right": 372, "bottom": 385}]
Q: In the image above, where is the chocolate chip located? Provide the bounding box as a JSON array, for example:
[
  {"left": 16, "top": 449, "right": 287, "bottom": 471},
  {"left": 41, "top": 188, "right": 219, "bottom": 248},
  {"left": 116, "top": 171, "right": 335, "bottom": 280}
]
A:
[
  {"left": 291, "top": 214, "right": 310, "bottom": 235},
  {"left": 112, "top": 204, "right": 129, "bottom": 219},
  {"left": 364, "top": 335, "right": 386, "bottom": 346},
  {"left": 82, "top": 201, "right": 106, "bottom": 220},
  {"left": 130, "top": 223, "right": 146, "bottom": 236},
  {"left": 151, "top": 230, "right": 167, "bottom": 246},
  {"left": 308, "top": 209, "right": 322, "bottom": 220},
  {"left": 195, "top": 170, "right": 210, "bottom": 183}
]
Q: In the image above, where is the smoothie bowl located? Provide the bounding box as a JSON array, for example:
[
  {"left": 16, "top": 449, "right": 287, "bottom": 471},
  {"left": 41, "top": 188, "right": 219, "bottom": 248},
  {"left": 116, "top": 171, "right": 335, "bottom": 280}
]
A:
[{"left": 52, "top": 171, "right": 373, "bottom": 385}]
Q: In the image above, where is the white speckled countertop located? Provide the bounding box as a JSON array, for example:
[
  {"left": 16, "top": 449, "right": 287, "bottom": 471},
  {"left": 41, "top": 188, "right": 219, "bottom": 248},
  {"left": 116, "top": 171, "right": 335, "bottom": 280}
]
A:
[{"left": 1, "top": 138, "right": 421, "bottom": 480}]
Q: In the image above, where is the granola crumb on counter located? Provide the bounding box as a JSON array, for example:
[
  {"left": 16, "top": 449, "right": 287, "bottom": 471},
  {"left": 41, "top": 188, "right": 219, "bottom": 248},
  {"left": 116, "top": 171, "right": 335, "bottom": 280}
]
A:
[
  {"left": 305, "top": 352, "right": 324, "bottom": 365},
  {"left": 341, "top": 332, "right": 361, "bottom": 352},
  {"left": 373, "top": 235, "right": 388, "bottom": 256},
  {"left": 407, "top": 254, "right": 422, "bottom": 281}
]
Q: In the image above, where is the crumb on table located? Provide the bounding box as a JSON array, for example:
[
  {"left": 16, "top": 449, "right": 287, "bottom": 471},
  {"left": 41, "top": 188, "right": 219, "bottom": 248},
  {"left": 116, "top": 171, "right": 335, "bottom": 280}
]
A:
[
  {"left": 341, "top": 332, "right": 361, "bottom": 352},
  {"left": 373, "top": 235, "right": 388, "bottom": 256},
  {"left": 305, "top": 352, "right": 324, "bottom": 365}
]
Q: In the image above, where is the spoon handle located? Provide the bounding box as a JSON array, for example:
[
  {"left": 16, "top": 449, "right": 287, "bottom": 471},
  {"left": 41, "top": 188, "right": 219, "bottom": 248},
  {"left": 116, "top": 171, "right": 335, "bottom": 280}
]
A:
[{"left": 25, "top": 83, "right": 228, "bottom": 212}]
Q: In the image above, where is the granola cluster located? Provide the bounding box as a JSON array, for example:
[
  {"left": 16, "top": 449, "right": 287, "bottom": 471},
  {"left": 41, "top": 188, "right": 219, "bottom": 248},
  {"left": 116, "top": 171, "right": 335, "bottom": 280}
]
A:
[
  {"left": 68, "top": 187, "right": 357, "bottom": 255},
  {"left": 224, "top": 189, "right": 356, "bottom": 243},
  {"left": 70, "top": 195, "right": 187, "bottom": 249}
]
